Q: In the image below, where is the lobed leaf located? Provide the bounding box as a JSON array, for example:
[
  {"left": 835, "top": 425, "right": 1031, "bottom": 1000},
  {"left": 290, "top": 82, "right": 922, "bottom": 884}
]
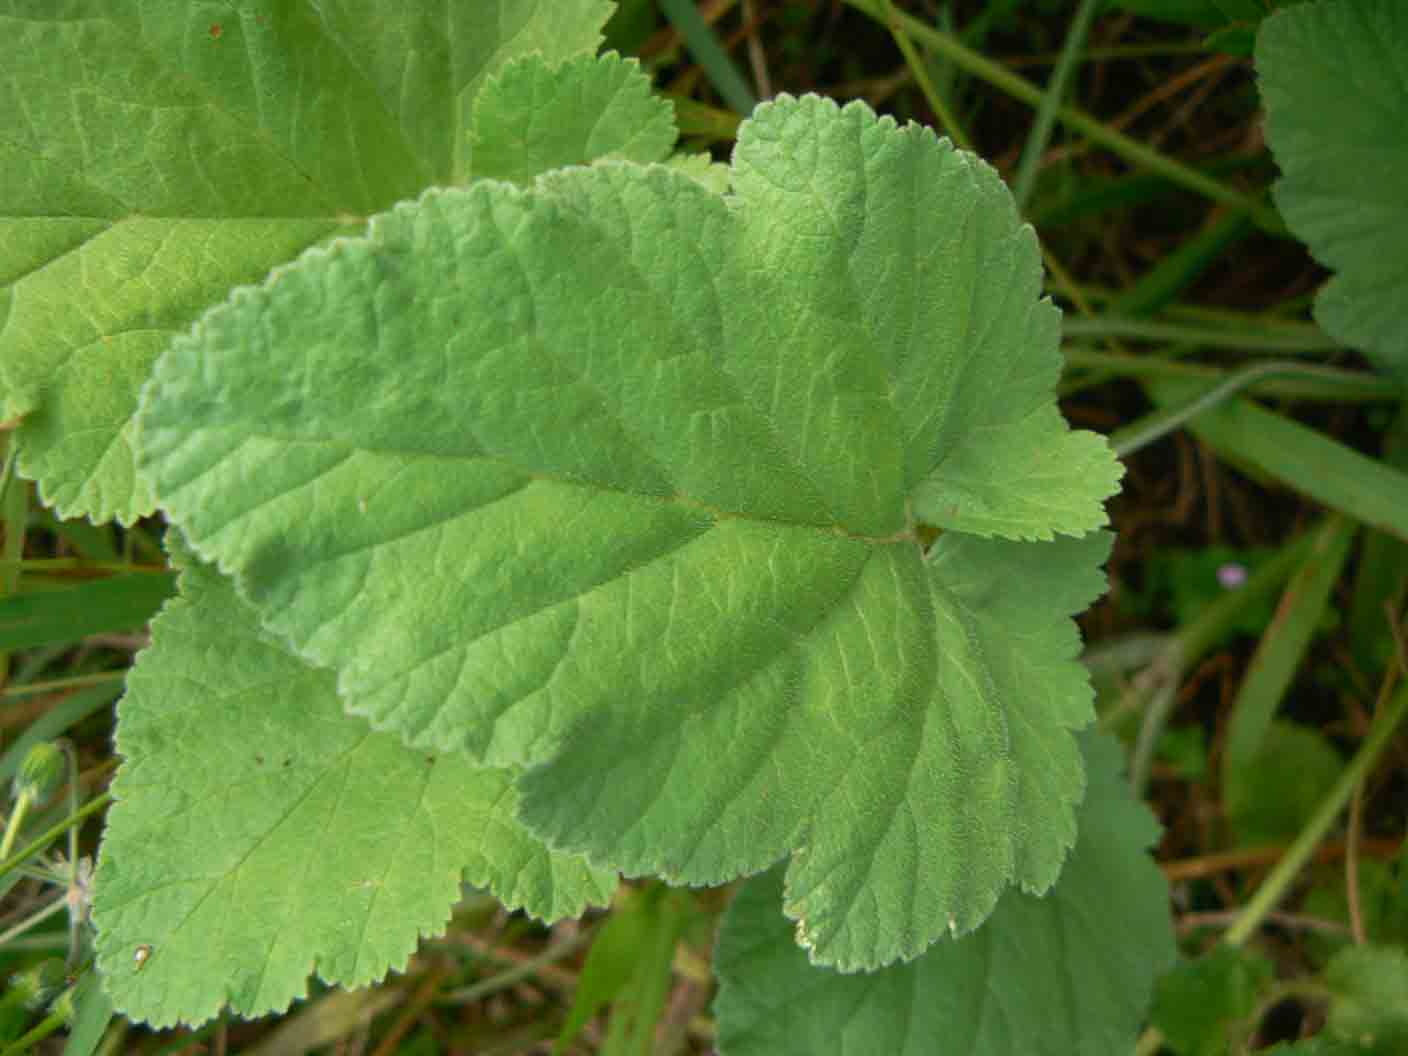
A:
[
  {"left": 1257, "top": 0, "right": 1408, "bottom": 376},
  {"left": 92, "top": 547, "right": 614, "bottom": 1027},
  {"left": 469, "top": 52, "right": 677, "bottom": 184},
  {"left": 712, "top": 731, "right": 1175, "bottom": 1056},
  {"left": 0, "top": 0, "right": 613, "bottom": 523},
  {"left": 137, "top": 94, "right": 1121, "bottom": 970}
]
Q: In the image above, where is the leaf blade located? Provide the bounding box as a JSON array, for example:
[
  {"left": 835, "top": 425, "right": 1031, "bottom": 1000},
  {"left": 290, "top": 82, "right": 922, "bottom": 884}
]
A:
[
  {"left": 137, "top": 95, "right": 1120, "bottom": 971},
  {"left": 712, "top": 731, "right": 1175, "bottom": 1056},
  {"left": 92, "top": 550, "right": 613, "bottom": 1027},
  {"left": 1257, "top": 0, "right": 1408, "bottom": 375},
  {"left": 0, "top": 0, "right": 613, "bottom": 523}
]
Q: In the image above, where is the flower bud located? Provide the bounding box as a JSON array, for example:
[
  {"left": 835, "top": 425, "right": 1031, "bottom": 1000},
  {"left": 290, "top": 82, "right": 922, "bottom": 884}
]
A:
[
  {"left": 13, "top": 742, "right": 65, "bottom": 805},
  {"left": 9, "top": 958, "right": 67, "bottom": 1010}
]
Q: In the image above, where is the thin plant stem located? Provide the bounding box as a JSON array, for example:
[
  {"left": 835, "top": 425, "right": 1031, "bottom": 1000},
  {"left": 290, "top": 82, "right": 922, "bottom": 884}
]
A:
[
  {"left": 0, "top": 436, "right": 17, "bottom": 518},
  {"left": 883, "top": 0, "right": 972, "bottom": 150},
  {"left": 1128, "top": 682, "right": 1178, "bottom": 795},
  {"left": 0, "top": 1008, "right": 70, "bottom": 1056},
  {"left": 1063, "top": 349, "right": 1394, "bottom": 403},
  {"left": 1062, "top": 315, "right": 1343, "bottom": 352},
  {"left": 1109, "top": 360, "right": 1346, "bottom": 459},
  {"left": 0, "top": 934, "right": 69, "bottom": 951},
  {"left": 1224, "top": 685, "right": 1408, "bottom": 946},
  {"left": 0, "top": 793, "right": 112, "bottom": 887},
  {"left": 0, "top": 791, "right": 33, "bottom": 861},
  {"left": 0, "top": 439, "right": 23, "bottom": 688},
  {"left": 1007, "top": 40, "right": 1210, "bottom": 66},
  {"left": 1012, "top": 0, "right": 1103, "bottom": 207},
  {"left": 0, "top": 671, "right": 126, "bottom": 700},
  {"left": 842, "top": 0, "right": 1286, "bottom": 234},
  {"left": 659, "top": 0, "right": 758, "bottom": 115},
  {"left": 0, "top": 557, "right": 171, "bottom": 573},
  {"left": 1346, "top": 774, "right": 1366, "bottom": 944},
  {"left": 1176, "top": 909, "right": 1352, "bottom": 938},
  {"left": 442, "top": 928, "right": 596, "bottom": 1004},
  {"left": 1043, "top": 248, "right": 1134, "bottom": 376},
  {"left": 740, "top": 0, "right": 772, "bottom": 99},
  {"left": 1161, "top": 837, "right": 1403, "bottom": 883},
  {"left": 62, "top": 738, "right": 85, "bottom": 967},
  {"left": 0, "top": 892, "right": 67, "bottom": 946},
  {"left": 1125, "top": 528, "right": 1317, "bottom": 794}
]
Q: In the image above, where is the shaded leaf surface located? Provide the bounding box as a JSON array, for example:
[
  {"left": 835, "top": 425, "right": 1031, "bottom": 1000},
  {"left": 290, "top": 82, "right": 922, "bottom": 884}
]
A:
[
  {"left": 138, "top": 94, "right": 1120, "bottom": 970},
  {"left": 1258, "top": 0, "right": 1408, "bottom": 375},
  {"left": 1225, "top": 719, "right": 1344, "bottom": 845},
  {"left": 470, "top": 52, "right": 677, "bottom": 184},
  {"left": 1152, "top": 946, "right": 1274, "bottom": 1056},
  {"left": 92, "top": 551, "right": 613, "bottom": 1027},
  {"left": 1323, "top": 945, "right": 1408, "bottom": 1050},
  {"left": 712, "top": 731, "right": 1175, "bottom": 1056},
  {"left": 0, "top": 0, "right": 612, "bottom": 523}
]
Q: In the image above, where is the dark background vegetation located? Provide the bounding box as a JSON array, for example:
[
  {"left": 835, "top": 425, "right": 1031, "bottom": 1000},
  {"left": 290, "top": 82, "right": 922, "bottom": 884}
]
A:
[{"left": 2, "top": 1, "right": 1403, "bottom": 1052}]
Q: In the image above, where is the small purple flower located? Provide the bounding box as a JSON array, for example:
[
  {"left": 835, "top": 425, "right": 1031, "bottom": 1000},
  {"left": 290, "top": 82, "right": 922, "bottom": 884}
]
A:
[{"left": 1217, "top": 563, "right": 1248, "bottom": 589}]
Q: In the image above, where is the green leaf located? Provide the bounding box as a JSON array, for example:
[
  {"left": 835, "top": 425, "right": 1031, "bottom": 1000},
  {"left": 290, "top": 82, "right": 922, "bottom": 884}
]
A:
[
  {"left": 91, "top": 550, "right": 613, "bottom": 1027},
  {"left": 1147, "top": 385, "right": 1408, "bottom": 543},
  {"left": 1155, "top": 725, "right": 1209, "bottom": 782},
  {"left": 136, "top": 94, "right": 1121, "bottom": 971},
  {"left": 0, "top": 572, "right": 175, "bottom": 651},
  {"left": 469, "top": 52, "right": 677, "bottom": 184},
  {"left": 60, "top": 972, "right": 113, "bottom": 1056},
  {"left": 1225, "top": 719, "right": 1344, "bottom": 845},
  {"left": 712, "top": 730, "right": 1174, "bottom": 1056},
  {"left": 911, "top": 403, "right": 1122, "bottom": 539},
  {"left": 556, "top": 895, "right": 651, "bottom": 1051},
  {"left": 1323, "top": 945, "right": 1408, "bottom": 1050},
  {"left": 0, "top": 0, "right": 612, "bottom": 524},
  {"left": 1303, "top": 851, "right": 1408, "bottom": 955},
  {"left": 1257, "top": 0, "right": 1408, "bottom": 376},
  {"left": 1152, "top": 946, "right": 1275, "bottom": 1056},
  {"left": 1263, "top": 1040, "right": 1387, "bottom": 1056},
  {"left": 666, "top": 153, "right": 733, "bottom": 194},
  {"left": 591, "top": 885, "right": 694, "bottom": 1056},
  {"left": 1221, "top": 516, "right": 1354, "bottom": 795}
]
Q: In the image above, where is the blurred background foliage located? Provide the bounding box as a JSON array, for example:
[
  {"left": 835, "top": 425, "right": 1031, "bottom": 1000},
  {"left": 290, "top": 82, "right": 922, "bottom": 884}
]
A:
[{"left": 2, "top": 0, "right": 1405, "bottom": 1052}]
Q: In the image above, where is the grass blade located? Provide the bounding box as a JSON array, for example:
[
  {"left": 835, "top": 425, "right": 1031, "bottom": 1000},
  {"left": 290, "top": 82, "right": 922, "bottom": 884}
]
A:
[{"left": 659, "top": 0, "right": 758, "bottom": 114}]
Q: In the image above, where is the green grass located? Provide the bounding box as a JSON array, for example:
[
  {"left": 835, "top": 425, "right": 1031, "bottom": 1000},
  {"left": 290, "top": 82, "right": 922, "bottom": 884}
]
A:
[{"left": 2, "top": 2, "right": 1405, "bottom": 1052}]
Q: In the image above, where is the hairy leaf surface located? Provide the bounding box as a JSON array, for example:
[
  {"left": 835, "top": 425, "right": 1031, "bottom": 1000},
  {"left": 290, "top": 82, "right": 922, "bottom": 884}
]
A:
[
  {"left": 469, "top": 52, "right": 677, "bottom": 183},
  {"left": 92, "top": 549, "right": 614, "bottom": 1027},
  {"left": 138, "top": 94, "right": 1121, "bottom": 970},
  {"left": 1258, "top": 0, "right": 1408, "bottom": 376},
  {"left": 0, "top": 0, "right": 612, "bottom": 523},
  {"left": 712, "top": 732, "right": 1175, "bottom": 1056}
]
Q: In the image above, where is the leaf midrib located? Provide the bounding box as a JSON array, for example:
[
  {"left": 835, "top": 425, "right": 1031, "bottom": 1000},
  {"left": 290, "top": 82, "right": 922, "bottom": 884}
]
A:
[{"left": 169, "top": 425, "right": 922, "bottom": 547}]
